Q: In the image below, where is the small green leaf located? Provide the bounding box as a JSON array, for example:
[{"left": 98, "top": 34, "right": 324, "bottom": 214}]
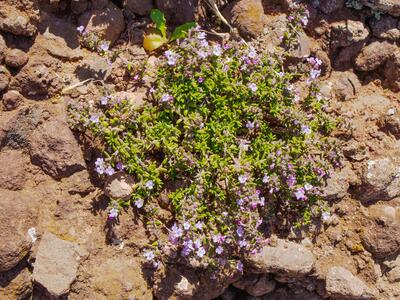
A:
[
  {"left": 170, "top": 22, "right": 197, "bottom": 42},
  {"left": 150, "top": 9, "right": 167, "bottom": 38}
]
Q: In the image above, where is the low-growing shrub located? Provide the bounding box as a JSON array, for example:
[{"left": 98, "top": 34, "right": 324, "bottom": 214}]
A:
[{"left": 69, "top": 26, "right": 339, "bottom": 271}]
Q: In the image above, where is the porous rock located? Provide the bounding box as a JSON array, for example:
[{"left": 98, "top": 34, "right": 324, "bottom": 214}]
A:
[
  {"left": 0, "top": 149, "right": 29, "bottom": 190},
  {"left": 359, "top": 0, "right": 400, "bottom": 17},
  {"left": 0, "top": 66, "right": 11, "bottom": 93},
  {"left": 2, "top": 90, "right": 24, "bottom": 111},
  {"left": 355, "top": 41, "right": 396, "bottom": 71},
  {"left": 0, "top": 9, "right": 37, "bottom": 37},
  {"left": 246, "top": 239, "right": 315, "bottom": 276},
  {"left": 330, "top": 20, "right": 369, "bottom": 48},
  {"left": 370, "top": 15, "right": 400, "bottom": 40}
]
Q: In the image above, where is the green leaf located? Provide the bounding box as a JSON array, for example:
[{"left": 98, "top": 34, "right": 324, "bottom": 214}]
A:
[
  {"left": 170, "top": 22, "right": 197, "bottom": 42},
  {"left": 150, "top": 9, "right": 167, "bottom": 38}
]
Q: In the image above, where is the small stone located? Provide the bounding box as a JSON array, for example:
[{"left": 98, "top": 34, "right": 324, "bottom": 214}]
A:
[
  {"left": 323, "top": 162, "right": 357, "bottom": 200},
  {"left": 370, "top": 15, "right": 400, "bottom": 41},
  {"left": 5, "top": 49, "right": 29, "bottom": 68},
  {"left": 223, "top": 0, "right": 268, "bottom": 38},
  {"left": 2, "top": 90, "right": 23, "bottom": 111},
  {"left": 124, "top": 0, "right": 153, "bottom": 15},
  {"left": 29, "top": 119, "right": 86, "bottom": 178},
  {"left": 104, "top": 172, "right": 135, "bottom": 200},
  {"left": 331, "top": 71, "right": 361, "bottom": 101},
  {"left": 246, "top": 239, "right": 315, "bottom": 276},
  {"left": 0, "top": 11, "right": 37, "bottom": 37},
  {"left": 290, "top": 32, "right": 311, "bottom": 59},
  {"left": 326, "top": 266, "right": 375, "bottom": 299},
  {"left": 33, "top": 232, "right": 86, "bottom": 298},
  {"left": 78, "top": 2, "right": 125, "bottom": 44},
  {"left": 355, "top": 41, "right": 396, "bottom": 71}
]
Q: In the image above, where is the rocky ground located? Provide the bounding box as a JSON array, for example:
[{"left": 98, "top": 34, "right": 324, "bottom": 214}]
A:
[{"left": 0, "top": 0, "right": 400, "bottom": 299}]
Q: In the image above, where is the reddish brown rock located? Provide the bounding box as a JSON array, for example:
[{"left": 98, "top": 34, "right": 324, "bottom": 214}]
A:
[
  {"left": 29, "top": 119, "right": 86, "bottom": 178},
  {"left": 384, "top": 51, "right": 400, "bottom": 92},
  {"left": 156, "top": 0, "right": 198, "bottom": 24},
  {"left": 355, "top": 41, "right": 396, "bottom": 71},
  {"left": 5, "top": 49, "right": 29, "bottom": 68},
  {"left": 0, "top": 190, "right": 38, "bottom": 272},
  {"left": 0, "top": 149, "right": 29, "bottom": 190},
  {"left": 0, "top": 66, "right": 10, "bottom": 93}
]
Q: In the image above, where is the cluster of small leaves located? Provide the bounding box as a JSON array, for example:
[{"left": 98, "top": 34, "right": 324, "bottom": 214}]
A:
[{"left": 69, "top": 26, "right": 339, "bottom": 270}]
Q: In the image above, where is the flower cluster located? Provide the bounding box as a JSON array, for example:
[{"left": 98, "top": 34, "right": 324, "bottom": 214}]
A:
[
  {"left": 69, "top": 26, "right": 339, "bottom": 271},
  {"left": 77, "top": 26, "right": 111, "bottom": 55}
]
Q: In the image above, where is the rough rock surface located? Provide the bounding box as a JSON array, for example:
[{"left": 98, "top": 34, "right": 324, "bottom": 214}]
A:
[
  {"left": 78, "top": 3, "right": 124, "bottom": 44},
  {"left": 370, "top": 15, "right": 400, "bottom": 40},
  {"left": 246, "top": 239, "right": 315, "bottom": 276},
  {"left": 30, "top": 119, "right": 86, "bottom": 178},
  {"left": 360, "top": 0, "right": 400, "bottom": 17},
  {"left": 33, "top": 232, "right": 86, "bottom": 298},
  {"left": 0, "top": 191, "right": 38, "bottom": 272},
  {"left": 384, "top": 51, "right": 400, "bottom": 92},
  {"left": 355, "top": 41, "right": 397, "bottom": 71},
  {"left": 155, "top": 0, "right": 198, "bottom": 24},
  {"left": 326, "top": 266, "right": 375, "bottom": 299},
  {"left": 0, "top": 8, "right": 37, "bottom": 37},
  {"left": 223, "top": 0, "right": 267, "bottom": 38},
  {"left": 234, "top": 274, "right": 276, "bottom": 297},
  {"left": 0, "top": 65, "right": 10, "bottom": 92},
  {"left": 318, "top": 0, "right": 345, "bottom": 14},
  {"left": 0, "top": 267, "right": 32, "bottom": 299},
  {"left": 0, "top": 149, "right": 29, "bottom": 190}
]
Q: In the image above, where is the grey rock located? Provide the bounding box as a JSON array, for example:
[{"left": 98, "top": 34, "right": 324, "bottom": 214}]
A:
[
  {"left": 45, "top": 36, "right": 83, "bottom": 61},
  {"left": 330, "top": 20, "right": 369, "bottom": 48},
  {"left": 326, "top": 266, "right": 375, "bottom": 299},
  {"left": 355, "top": 41, "right": 396, "bottom": 71},
  {"left": 104, "top": 172, "right": 135, "bottom": 200},
  {"left": 290, "top": 32, "right": 311, "bottom": 59},
  {"left": 2, "top": 90, "right": 23, "bottom": 111},
  {"left": 370, "top": 15, "right": 400, "bottom": 41},
  {"left": 5, "top": 49, "right": 29, "bottom": 68},
  {"left": 76, "top": 53, "right": 110, "bottom": 80},
  {"left": 30, "top": 119, "right": 86, "bottom": 178},
  {"left": 33, "top": 232, "right": 86, "bottom": 298},
  {"left": 359, "top": 0, "right": 400, "bottom": 17},
  {"left": 0, "top": 191, "right": 38, "bottom": 272},
  {"left": 318, "top": 0, "right": 345, "bottom": 14},
  {"left": 331, "top": 71, "right": 361, "bottom": 101},
  {"left": 78, "top": 2, "right": 125, "bottom": 44},
  {"left": 323, "top": 162, "right": 357, "bottom": 200},
  {"left": 246, "top": 239, "right": 315, "bottom": 276},
  {"left": 125, "top": 0, "right": 153, "bottom": 15}
]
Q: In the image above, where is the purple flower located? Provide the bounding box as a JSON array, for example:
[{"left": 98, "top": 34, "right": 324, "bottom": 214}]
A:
[
  {"left": 239, "top": 240, "right": 248, "bottom": 248},
  {"left": 262, "top": 174, "right": 270, "bottom": 183},
  {"left": 236, "top": 226, "right": 244, "bottom": 237},
  {"left": 197, "top": 49, "right": 209, "bottom": 59},
  {"left": 183, "top": 222, "right": 190, "bottom": 230},
  {"left": 161, "top": 94, "right": 173, "bottom": 102},
  {"left": 236, "top": 198, "right": 244, "bottom": 206},
  {"left": 145, "top": 180, "right": 154, "bottom": 190},
  {"left": 199, "top": 39, "right": 209, "bottom": 48},
  {"left": 286, "top": 174, "right": 296, "bottom": 188},
  {"left": 197, "top": 247, "right": 206, "bottom": 258},
  {"left": 310, "top": 69, "right": 321, "bottom": 80},
  {"left": 98, "top": 41, "right": 109, "bottom": 52},
  {"left": 90, "top": 114, "right": 100, "bottom": 123},
  {"left": 301, "top": 125, "right": 311, "bottom": 135},
  {"left": 104, "top": 166, "right": 115, "bottom": 176},
  {"left": 143, "top": 250, "right": 155, "bottom": 261},
  {"left": 195, "top": 221, "right": 203, "bottom": 230},
  {"left": 246, "top": 121, "right": 256, "bottom": 129},
  {"left": 77, "top": 25, "right": 85, "bottom": 34},
  {"left": 212, "top": 233, "right": 222, "bottom": 243},
  {"left": 100, "top": 96, "right": 109, "bottom": 105},
  {"left": 182, "top": 241, "right": 192, "bottom": 256},
  {"left": 288, "top": 16, "right": 295, "bottom": 21},
  {"left": 216, "top": 246, "right": 223, "bottom": 254},
  {"left": 294, "top": 188, "right": 307, "bottom": 200},
  {"left": 248, "top": 83, "right": 258, "bottom": 92},
  {"left": 237, "top": 261, "right": 243, "bottom": 272},
  {"left": 134, "top": 198, "right": 144, "bottom": 208},
  {"left": 238, "top": 175, "right": 248, "bottom": 184},
  {"left": 213, "top": 45, "right": 222, "bottom": 56},
  {"left": 301, "top": 16, "right": 309, "bottom": 26},
  {"left": 169, "top": 223, "right": 183, "bottom": 244},
  {"left": 198, "top": 77, "right": 204, "bottom": 83},
  {"left": 197, "top": 31, "right": 206, "bottom": 40},
  {"left": 95, "top": 158, "right": 105, "bottom": 174},
  {"left": 108, "top": 208, "right": 119, "bottom": 219},
  {"left": 304, "top": 183, "right": 313, "bottom": 191},
  {"left": 164, "top": 50, "right": 180, "bottom": 66},
  {"left": 116, "top": 162, "right": 124, "bottom": 171},
  {"left": 194, "top": 239, "right": 202, "bottom": 249}
]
